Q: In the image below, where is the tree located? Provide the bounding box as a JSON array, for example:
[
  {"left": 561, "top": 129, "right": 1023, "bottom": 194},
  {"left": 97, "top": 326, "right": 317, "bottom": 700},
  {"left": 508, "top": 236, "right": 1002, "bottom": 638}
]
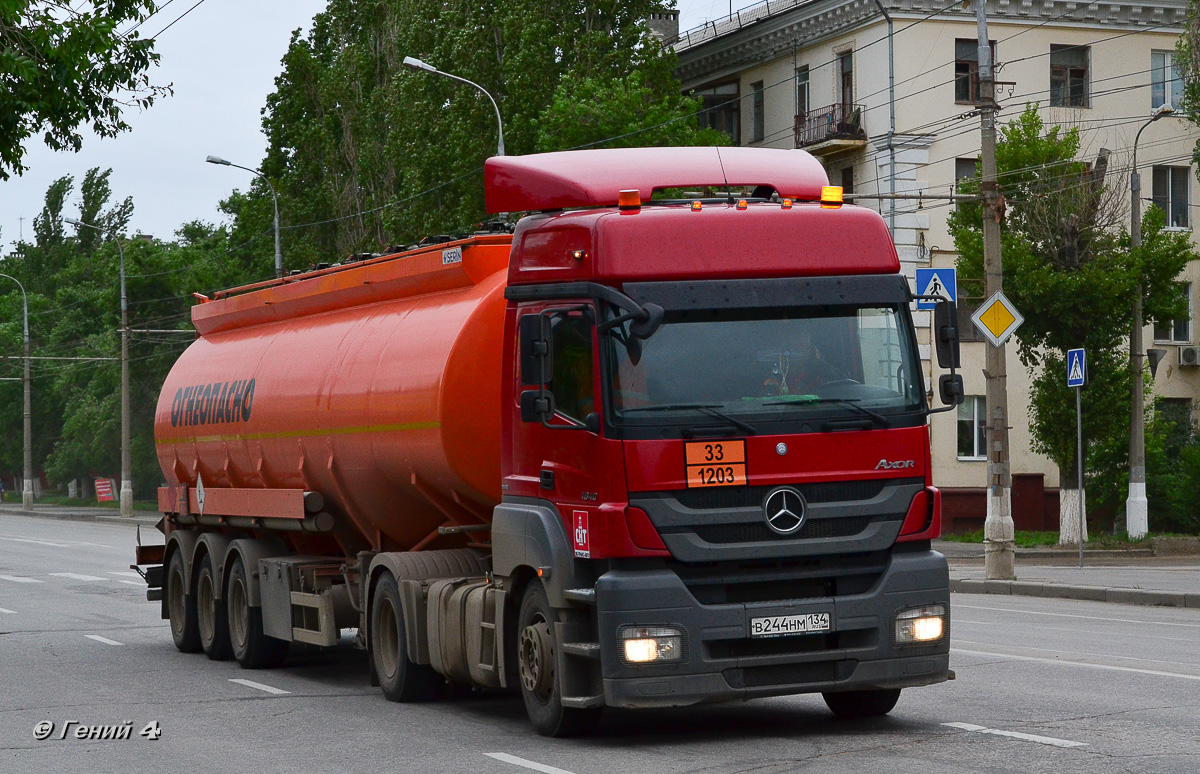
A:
[
  {"left": 222, "top": 0, "right": 722, "bottom": 270},
  {"left": 0, "top": 1, "right": 168, "bottom": 180},
  {"left": 950, "top": 106, "right": 1192, "bottom": 536}
]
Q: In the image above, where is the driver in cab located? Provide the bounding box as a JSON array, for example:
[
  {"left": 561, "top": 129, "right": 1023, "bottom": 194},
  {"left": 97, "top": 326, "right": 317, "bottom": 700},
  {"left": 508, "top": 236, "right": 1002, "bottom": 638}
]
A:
[{"left": 760, "top": 329, "right": 841, "bottom": 397}]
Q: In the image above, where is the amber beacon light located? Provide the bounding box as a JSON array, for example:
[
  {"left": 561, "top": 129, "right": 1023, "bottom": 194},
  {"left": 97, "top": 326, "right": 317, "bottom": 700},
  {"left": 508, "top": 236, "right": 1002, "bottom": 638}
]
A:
[
  {"left": 820, "top": 186, "right": 844, "bottom": 208},
  {"left": 618, "top": 189, "right": 642, "bottom": 211}
]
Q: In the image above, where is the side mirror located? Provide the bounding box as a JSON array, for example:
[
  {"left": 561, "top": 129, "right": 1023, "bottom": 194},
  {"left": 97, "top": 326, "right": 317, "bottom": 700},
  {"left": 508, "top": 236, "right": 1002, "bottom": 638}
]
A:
[
  {"left": 520, "top": 389, "right": 555, "bottom": 423},
  {"left": 934, "top": 300, "right": 960, "bottom": 369},
  {"left": 630, "top": 303, "right": 664, "bottom": 340},
  {"left": 519, "top": 314, "right": 553, "bottom": 385},
  {"left": 939, "top": 374, "right": 965, "bottom": 406}
]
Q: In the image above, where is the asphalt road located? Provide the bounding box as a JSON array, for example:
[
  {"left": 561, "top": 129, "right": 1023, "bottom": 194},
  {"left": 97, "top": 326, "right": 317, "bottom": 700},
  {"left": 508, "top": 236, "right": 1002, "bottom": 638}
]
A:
[{"left": 3, "top": 513, "right": 1198, "bottom": 773}]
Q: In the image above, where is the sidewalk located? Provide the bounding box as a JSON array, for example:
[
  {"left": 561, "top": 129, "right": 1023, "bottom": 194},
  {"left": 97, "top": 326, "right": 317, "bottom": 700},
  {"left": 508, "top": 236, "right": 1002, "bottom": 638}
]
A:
[
  {"left": 937, "top": 539, "right": 1200, "bottom": 610},
  {"left": 0, "top": 502, "right": 161, "bottom": 527}
]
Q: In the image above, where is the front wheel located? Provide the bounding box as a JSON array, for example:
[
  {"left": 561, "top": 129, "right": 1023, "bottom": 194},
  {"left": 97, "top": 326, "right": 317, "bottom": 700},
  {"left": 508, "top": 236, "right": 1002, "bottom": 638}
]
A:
[
  {"left": 822, "top": 688, "right": 902, "bottom": 718},
  {"left": 517, "top": 583, "right": 599, "bottom": 737},
  {"left": 226, "top": 555, "right": 287, "bottom": 669}
]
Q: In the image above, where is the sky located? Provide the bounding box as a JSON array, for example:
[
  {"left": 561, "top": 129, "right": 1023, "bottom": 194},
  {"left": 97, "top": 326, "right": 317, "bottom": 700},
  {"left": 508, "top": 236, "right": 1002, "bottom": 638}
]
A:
[{"left": 0, "top": 1, "right": 760, "bottom": 252}]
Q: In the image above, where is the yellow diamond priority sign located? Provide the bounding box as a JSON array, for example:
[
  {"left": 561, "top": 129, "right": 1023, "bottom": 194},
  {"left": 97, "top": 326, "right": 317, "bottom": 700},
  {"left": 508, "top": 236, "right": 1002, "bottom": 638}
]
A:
[{"left": 970, "top": 290, "right": 1024, "bottom": 347}]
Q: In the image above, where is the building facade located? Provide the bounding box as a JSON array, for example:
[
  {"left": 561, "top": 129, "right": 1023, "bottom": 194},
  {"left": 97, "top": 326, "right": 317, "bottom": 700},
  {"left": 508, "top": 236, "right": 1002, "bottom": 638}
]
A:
[{"left": 673, "top": 0, "right": 1199, "bottom": 529}]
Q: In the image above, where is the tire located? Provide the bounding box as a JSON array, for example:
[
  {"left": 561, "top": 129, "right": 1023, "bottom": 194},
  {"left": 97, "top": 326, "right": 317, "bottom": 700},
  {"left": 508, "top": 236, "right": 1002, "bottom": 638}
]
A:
[
  {"left": 370, "top": 573, "right": 441, "bottom": 702},
  {"left": 226, "top": 555, "right": 288, "bottom": 669},
  {"left": 166, "top": 549, "right": 201, "bottom": 653},
  {"left": 822, "top": 688, "right": 902, "bottom": 719},
  {"left": 517, "top": 583, "right": 600, "bottom": 737},
  {"left": 196, "top": 553, "right": 231, "bottom": 661}
]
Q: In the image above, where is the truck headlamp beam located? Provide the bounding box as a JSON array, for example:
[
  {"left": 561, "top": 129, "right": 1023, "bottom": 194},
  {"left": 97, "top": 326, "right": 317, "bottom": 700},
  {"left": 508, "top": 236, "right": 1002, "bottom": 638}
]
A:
[
  {"left": 894, "top": 604, "right": 946, "bottom": 645},
  {"left": 620, "top": 625, "right": 683, "bottom": 664}
]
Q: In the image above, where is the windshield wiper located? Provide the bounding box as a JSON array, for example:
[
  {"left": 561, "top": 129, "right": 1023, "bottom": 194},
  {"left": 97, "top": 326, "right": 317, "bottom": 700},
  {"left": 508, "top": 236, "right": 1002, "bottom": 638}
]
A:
[
  {"left": 764, "top": 397, "right": 891, "bottom": 428},
  {"left": 623, "top": 403, "right": 757, "bottom": 435}
]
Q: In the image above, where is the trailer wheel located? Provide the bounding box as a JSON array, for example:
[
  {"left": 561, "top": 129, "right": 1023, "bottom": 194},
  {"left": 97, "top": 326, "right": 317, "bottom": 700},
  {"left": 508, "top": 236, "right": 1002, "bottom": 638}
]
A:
[
  {"left": 196, "top": 553, "right": 231, "bottom": 660},
  {"left": 370, "top": 573, "right": 441, "bottom": 702},
  {"left": 822, "top": 689, "right": 902, "bottom": 719},
  {"left": 166, "top": 550, "right": 201, "bottom": 653},
  {"left": 517, "top": 583, "right": 599, "bottom": 737},
  {"left": 226, "top": 555, "right": 287, "bottom": 669}
]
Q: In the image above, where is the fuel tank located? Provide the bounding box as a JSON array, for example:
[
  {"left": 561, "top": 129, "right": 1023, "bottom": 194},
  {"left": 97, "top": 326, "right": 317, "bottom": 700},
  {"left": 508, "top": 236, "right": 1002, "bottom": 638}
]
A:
[{"left": 154, "top": 236, "right": 511, "bottom": 551}]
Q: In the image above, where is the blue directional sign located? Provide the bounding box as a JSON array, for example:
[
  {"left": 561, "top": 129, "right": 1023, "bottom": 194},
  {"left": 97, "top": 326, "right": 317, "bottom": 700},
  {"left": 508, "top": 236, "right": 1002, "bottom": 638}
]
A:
[
  {"left": 1067, "top": 348, "right": 1086, "bottom": 388},
  {"left": 916, "top": 268, "right": 957, "bottom": 310}
]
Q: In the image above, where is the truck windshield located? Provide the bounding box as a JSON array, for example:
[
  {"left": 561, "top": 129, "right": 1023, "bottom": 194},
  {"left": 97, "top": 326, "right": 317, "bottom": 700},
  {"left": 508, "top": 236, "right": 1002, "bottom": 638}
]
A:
[{"left": 607, "top": 305, "right": 924, "bottom": 432}]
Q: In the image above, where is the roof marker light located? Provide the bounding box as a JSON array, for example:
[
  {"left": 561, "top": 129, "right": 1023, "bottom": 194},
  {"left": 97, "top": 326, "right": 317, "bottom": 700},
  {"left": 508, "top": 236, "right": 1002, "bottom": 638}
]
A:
[
  {"left": 691, "top": 200, "right": 703, "bottom": 211},
  {"left": 781, "top": 198, "right": 793, "bottom": 209},
  {"left": 618, "top": 189, "right": 641, "bottom": 211},
  {"left": 571, "top": 249, "right": 587, "bottom": 262},
  {"left": 821, "top": 186, "right": 844, "bottom": 208},
  {"left": 736, "top": 199, "right": 748, "bottom": 210}
]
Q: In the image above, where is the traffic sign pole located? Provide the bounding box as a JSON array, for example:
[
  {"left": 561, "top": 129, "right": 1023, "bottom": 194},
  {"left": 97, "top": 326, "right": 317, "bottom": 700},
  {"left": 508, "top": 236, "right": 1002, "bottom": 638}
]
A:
[{"left": 1076, "top": 384, "right": 1084, "bottom": 569}]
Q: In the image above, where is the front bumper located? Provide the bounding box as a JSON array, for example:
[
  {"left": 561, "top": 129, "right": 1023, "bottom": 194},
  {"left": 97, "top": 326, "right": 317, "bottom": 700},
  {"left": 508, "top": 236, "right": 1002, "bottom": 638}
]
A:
[{"left": 594, "top": 548, "right": 950, "bottom": 709}]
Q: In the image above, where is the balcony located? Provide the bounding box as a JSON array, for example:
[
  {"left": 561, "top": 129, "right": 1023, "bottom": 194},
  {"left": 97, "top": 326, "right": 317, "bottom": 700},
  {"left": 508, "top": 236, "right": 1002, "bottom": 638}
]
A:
[{"left": 794, "top": 103, "right": 867, "bottom": 159}]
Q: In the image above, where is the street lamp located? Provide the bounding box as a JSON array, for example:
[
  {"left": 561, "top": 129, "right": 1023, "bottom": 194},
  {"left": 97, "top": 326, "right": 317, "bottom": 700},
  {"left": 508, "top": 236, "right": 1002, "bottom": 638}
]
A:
[
  {"left": 65, "top": 218, "right": 133, "bottom": 518},
  {"left": 402, "top": 56, "right": 505, "bottom": 157},
  {"left": 0, "top": 273, "right": 32, "bottom": 510},
  {"left": 206, "top": 155, "right": 283, "bottom": 279},
  {"left": 1127, "top": 102, "right": 1175, "bottom": 539}
]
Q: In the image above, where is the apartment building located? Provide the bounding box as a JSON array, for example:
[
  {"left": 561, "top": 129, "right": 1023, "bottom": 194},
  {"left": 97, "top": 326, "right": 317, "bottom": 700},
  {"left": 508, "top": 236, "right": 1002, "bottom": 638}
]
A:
[{"left": 671, "top": 0, "right": 1199, "bottom": 528}]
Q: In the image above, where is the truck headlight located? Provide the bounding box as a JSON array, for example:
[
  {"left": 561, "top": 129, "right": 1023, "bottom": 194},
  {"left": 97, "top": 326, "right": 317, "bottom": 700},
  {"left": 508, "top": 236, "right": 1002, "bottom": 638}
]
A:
[
  {"left": 620, "top": 625, "right": 683, "bottom": 664},
  {"left": 894, "top": 605, "right": 946, "bottom": 645}
]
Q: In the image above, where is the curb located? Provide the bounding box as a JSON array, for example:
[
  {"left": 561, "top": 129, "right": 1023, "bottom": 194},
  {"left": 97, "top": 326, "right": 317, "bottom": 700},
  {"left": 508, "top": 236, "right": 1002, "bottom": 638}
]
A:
[
  {"left": 0, "top": 505, "right": 160, "bottom": 527},
  {"left": 951, "top": 578, "right": 1200, "bottom": 609}
]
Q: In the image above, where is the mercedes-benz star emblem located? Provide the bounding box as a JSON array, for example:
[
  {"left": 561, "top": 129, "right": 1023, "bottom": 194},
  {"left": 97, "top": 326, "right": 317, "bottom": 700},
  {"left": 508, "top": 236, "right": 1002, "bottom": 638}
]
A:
[{"left": 763, "top": 487, "right": 806, "bottom": 536}]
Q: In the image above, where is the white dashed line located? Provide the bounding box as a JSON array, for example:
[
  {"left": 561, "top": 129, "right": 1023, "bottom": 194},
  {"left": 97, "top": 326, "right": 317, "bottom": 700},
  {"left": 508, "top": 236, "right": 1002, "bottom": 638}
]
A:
[
  {"left": 119, "top": 580, "right": 144, "bottom": 586},
  {"left": 953, "top": 647, "right": 1200, "bottom": 682},
  {"left": 0, "top": 607, "right": 16, "bottom": 614},
  {"left": 229, "top": 679, "right": 290, "bottom": 695},
  {"left": 484, "top": 753, "right": 578, "bottom": 774},
  {"left": 0, "top": 536, "right": 69, "bottom": 547},
  {"left": 109, "top": 571, "right": 142, "bottom": 578},
  {"left": 50, "top": 573, "right": 108, "bottom": 582},
  {"left": 943, "top": 722, "right": 1087, "bottom": 749},
  {"left": 0, "top": 574, "right": 43, "bottom": 583},
  {"left": 84, "top": 635, "right": 123, "bottom": 646}
]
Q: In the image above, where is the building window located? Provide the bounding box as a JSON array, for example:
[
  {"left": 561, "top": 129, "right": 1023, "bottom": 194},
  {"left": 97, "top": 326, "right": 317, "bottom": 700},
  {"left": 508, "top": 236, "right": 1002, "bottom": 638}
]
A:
[
  {"left": 955, "top": 157, "right": 977, "bottom": 212},
  {"left": 795, "top": 65, "right": 809, "bottom": 119},
  {"left": 958, "top": 396, "right": 987, "bottom": 460},
  {"left": 1154, "top": 282, "right": 1192, "bottom": 343},
  {"left": 694, "top": 82, "right": 740, "bottom": 144},
  {"left": 1155, "top": 398, "right": 1194, "bottom": 456},
  {"left": 954, "top": 39, "right": 995, "bottom": 104},
  {"left": 1152, "top": 166, "right": 1190, "bottom": 228},
  {"left": 1151, "top": 50, "right": 1184, "bottom": 110},
  {"left": 1050, "top": 45, "right": 1089, "bottom": 107},
  {"left": 840, "top": 166, "right": 854, "bottom": 195},
  {"left": 838, "top": 51, "right": 854, "bottom": 112},
  {"left": 751, "top": 81, "right": 765, "bottom": 142}
]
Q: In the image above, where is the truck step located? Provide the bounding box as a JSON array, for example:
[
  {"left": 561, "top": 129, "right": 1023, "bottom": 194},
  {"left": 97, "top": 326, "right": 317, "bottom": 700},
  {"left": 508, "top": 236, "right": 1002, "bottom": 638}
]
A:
[
  {"left": 563, "top": 588, "right": 595, "bottom": 605},
  {"left": 561, "top": 641, "right": 601, "bottom": 659},
  {"left": 560, "top": 694, "right": 604, "bottom": 709}
]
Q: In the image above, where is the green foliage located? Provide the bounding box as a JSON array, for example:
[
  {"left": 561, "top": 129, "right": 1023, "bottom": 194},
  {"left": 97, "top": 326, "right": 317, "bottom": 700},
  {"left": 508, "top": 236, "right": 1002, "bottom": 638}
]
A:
[
  {"left": 224, "top": 0, "right": 716, "bottom": 266},
  {"left": 0, "top": 1, "right": 168, "bottom": 179}
]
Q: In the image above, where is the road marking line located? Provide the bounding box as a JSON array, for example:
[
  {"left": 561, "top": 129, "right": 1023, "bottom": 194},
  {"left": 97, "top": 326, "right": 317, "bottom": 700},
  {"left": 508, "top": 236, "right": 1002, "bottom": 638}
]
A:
[
  {"left": 119, "top": 580, "right": 144, "bottom": 586},
  {"left": 943, "top": 722, "right": 1087, "bottom": 748},
  {"left": 85, "top": 635, "right": 123, "bottom": 646},
  {"left": 229, "top": 678, "right": 290, "bottom": 695},
  {"left": 956, "top": 638, "right": 1196, "bottom": 669},
  {"left": 50, "top": 573, "right": 108, "bottom": 582},
  {"left": 954, "top": 603, "right": 1200, "bottom": 629},
  {"left": 484, "top": 753, "right": 578, "bottom": 774},
  {"left": 954, "top": 647, "right": 1200, "bottom": 682},
  {"left": 0, "top": 607, "right": 16, "bottom": 614},
  {"left": 0, "top": 574, "right": 43, "bottom": 583},
  {"left": 108, "top": 571, "right": 142, "bottom": 578},
  {"left": 0, "top": 536, "right": 69, "bottom": 547}
]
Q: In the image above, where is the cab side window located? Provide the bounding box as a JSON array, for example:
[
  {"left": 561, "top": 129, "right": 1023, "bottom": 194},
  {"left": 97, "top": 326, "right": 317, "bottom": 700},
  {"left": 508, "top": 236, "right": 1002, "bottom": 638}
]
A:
[{"left": 549, "top": 316, "right": 595, "bottom": 421}]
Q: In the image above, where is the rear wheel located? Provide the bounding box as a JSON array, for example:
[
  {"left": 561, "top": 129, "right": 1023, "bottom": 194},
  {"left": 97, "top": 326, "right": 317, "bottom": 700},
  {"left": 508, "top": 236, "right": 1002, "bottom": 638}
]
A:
[
  {"left": 226, "top": 555, "right": 287, "bottom": 669},
  {"left": 196, "top": 553, "right": 231, "bottom": 660},
  {"left": 370, "top": 573, "right": 441, "bottom": 702},
  {"left": 517, "top": 583, "right": 599, "bottom": 737},
  {"left": 822, "top": 688, "right": 902, "bottom": 719},
  {"left": 166, "top": 550, "right": 200, "bottom": 653}
]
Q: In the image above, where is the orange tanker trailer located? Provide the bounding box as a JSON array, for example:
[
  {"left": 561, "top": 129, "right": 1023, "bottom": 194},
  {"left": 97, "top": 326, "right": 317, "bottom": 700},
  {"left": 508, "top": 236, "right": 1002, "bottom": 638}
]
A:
[{"left": 137, "top": 147, "right": 960, "bottom": 737}]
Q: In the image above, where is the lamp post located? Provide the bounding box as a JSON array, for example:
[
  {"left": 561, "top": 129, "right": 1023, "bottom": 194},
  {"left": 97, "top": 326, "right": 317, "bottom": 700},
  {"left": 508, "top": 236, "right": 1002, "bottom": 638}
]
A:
[
  {"left": 206, "top": 156, "right": 283, "bottom": 279},
  {"left": 66, "top": 218, "right": 132, "bottom": 518},
  {"left": 402, "top": 56, "right": 505, "bottom": 157},
  {"left": 0, "top": 273, "right": 32, "bottom": 510},
  {"left": 1127, "top": 103, "right": 1175, "bottom": 539}
]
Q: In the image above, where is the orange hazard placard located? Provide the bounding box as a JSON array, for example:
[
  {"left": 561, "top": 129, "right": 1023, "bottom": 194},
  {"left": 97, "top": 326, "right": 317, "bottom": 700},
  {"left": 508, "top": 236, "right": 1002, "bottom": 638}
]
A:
[{"left": 684, "top": 440, "right": 747, "bottom": 488}]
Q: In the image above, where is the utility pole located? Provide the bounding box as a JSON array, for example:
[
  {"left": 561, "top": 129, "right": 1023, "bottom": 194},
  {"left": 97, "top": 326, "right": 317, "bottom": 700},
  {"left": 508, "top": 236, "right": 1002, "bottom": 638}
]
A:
[
  {"left": 0, "top": 274, "right": 32, "bottom": 510},
  {"left": 976, "top": 0, "right": 1015, "bottom": 579}
]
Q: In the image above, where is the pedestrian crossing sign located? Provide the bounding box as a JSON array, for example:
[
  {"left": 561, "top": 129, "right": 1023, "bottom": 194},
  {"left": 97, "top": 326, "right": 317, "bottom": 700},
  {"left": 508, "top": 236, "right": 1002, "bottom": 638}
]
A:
[
  {"left": 1067, "top": 348, "right": 1086, "bottom": 388},
  {"left": 915, "top": 268, "right": 957, "bottom": 310}
]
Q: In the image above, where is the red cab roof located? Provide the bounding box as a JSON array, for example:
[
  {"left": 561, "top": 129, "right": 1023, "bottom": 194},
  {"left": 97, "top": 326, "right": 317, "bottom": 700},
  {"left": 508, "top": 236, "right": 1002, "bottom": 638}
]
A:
[{"left": 484, "top": 146, "right": 829, "bottom": 213}]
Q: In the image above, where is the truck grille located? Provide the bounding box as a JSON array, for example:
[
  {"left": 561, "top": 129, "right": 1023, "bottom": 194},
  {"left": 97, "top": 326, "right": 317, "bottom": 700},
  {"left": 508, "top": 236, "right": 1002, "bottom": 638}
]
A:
[
  {"left": 691, "top": 516, "right": 872, "bottom": 544},
  {"left": 672, "top": 478, "right": 911, "bottom": 510}
]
